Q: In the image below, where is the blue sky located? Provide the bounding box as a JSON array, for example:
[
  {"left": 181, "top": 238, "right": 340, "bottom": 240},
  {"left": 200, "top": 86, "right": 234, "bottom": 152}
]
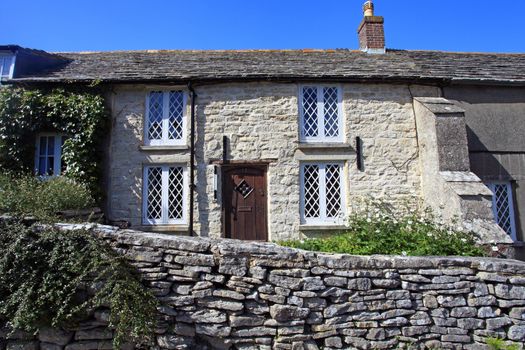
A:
[{"left": 2, "top": 0, "right": 524, "bottom": 53}]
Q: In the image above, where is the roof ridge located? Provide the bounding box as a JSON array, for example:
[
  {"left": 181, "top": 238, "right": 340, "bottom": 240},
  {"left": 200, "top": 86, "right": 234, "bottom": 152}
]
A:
[
  {"left": 51, "top": 48, "right": 525, "bottom": 56},
  {"left": 52, "top": 49, "right": 357, "bottom": 54}
]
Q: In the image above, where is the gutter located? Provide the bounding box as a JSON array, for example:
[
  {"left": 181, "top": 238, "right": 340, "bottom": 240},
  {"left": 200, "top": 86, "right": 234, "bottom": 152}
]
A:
[{"left": 187, "top": 82, "right": 197, "bottom": 236}]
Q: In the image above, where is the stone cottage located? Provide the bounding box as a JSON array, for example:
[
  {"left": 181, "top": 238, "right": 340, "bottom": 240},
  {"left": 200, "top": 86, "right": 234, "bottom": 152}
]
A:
[{"left": 1, "top": 2, "right": 524, "bottom": 252}]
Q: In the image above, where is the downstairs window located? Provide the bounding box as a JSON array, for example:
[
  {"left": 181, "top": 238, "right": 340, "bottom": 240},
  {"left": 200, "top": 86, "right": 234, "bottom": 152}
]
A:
[
  {"left": 487, "top": 182, "right": 517, "bottom": 241},
  {"left": 143, "top": 165, "right": 187, "bottom": 225},
  {"left": 300, "top": 162, "right": 345, "bottom": 225},
  {"left": 34, "top": 133, "right": 67, "bottom": 176}
]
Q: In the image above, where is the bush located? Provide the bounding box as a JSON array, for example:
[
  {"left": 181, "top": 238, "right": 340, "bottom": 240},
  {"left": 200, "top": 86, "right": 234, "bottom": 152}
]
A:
[
  {"left": 0, "top": 221, "right": 157, "bottom": 348},
  {"left": 487, "top": 338, "right": 521, "bottom": 350},
  {"left": 280, "top": 203, "right": 485, "bottom": 257},
  {"left": 0, "top": 173, "right": 95, "bottom": 222}
]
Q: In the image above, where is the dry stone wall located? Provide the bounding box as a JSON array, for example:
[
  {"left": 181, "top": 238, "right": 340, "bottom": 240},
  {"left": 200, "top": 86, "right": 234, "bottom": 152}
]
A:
[{"left": 3, "top": 225, "right": 525, "bottom": 350}]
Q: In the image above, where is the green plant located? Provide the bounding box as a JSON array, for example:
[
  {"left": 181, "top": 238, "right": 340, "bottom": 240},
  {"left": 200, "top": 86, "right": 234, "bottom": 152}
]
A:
[
  {"left": 0, "top": 220, "right": 157, "bottom": 348},
  {"left": 487, "top": 337, "right": 521, "bottom": 350},
  {"left": 280, "top": 202, "right": 485, "bottom": 257},
  {"left": 0, "top": 87, "right": 108, "bottom": 198},
  {"left": 0, "top": 173, "right": 95, "bottom": 222}
]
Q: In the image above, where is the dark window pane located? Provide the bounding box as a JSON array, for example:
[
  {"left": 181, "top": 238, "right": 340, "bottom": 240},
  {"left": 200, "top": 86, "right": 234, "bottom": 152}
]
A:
[
  {"left": 47, "top": 157, "right": 54, "bottom": 175},
  {"left": 39, "top": 137, "right": 47, "bottom": 156},
  {"left": 47, "top": 136, "right": 55, "bottom": 155},
  {"left": 38, "top": 157, "right": 46, "bottom": 175}
]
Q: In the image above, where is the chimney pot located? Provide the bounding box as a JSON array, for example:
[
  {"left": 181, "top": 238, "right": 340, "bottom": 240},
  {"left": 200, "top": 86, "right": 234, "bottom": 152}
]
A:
[
  {"left": 357, "top": 1, "right": 385, "bottom": 54},
  {"left": 363, "top": 1, "right": 374, "bottom": 16}
]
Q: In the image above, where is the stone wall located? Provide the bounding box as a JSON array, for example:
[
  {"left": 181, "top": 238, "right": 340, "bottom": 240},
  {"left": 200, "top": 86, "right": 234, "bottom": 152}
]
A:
[
  {"left": 105, "top": 82, "right": 437, "bottom": 240},
  {"left": 413, "top": 97, "right": 511, "bottom": 246},
  {"left": 4, "top": 225, "right": 524, "bottom": 350}
]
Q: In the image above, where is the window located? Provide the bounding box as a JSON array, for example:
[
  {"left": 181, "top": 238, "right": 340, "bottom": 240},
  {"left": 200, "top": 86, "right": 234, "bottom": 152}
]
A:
[
  {"left": 0, "top": 53, "right": 15, "bottom": 79},
  {"left": 35, "top": 134, "right": 67, "bottom": 176},
  {"left": 145, "top": 91, "right": 186, "bottom": 146},
  {"left": 143, "top": 165, "right": 187, "bottom": 225},
  {"left": 487, "top": 182, "right": 517, "bottom": 241},
  {"left": 300, "top": 162, "right": 345, "bottom": 225},
  {"left": 299, "top": 86, "right": 343, "bottom": 142}
]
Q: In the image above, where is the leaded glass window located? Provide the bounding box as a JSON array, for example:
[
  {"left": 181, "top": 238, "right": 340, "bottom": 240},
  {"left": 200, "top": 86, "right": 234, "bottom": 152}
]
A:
[
  {"left": 300, "top": 86, "right": 343, "bottom": 142},
  {"left": 145, "top": 91, "right": 185, "bottom": 145},
  {"left": 143, "top": 165, "right": 187, "bottom": 225},
  {"left": 487, "top": 182, "right": 517, "bottom": 241},
  {"left": 300, "top": 162, "right": 345, "bottom": 224}
]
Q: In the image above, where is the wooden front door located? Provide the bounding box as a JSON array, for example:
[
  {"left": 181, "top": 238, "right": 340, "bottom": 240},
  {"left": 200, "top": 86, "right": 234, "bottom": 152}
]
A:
[{"left": 223, "top": 165, "right": 268, "bottom": 241}]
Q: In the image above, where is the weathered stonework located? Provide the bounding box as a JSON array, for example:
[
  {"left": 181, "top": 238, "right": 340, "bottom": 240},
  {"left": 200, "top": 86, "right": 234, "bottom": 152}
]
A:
[
  {"left": 4, "top": 224, "right": 524, "bottom": 350},
  {"left": 106, "top": 82, "right": 436, "bottom": 240}
]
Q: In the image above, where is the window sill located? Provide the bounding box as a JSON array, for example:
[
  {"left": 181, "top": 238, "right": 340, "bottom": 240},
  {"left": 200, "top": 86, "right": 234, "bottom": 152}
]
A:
[
  {"left": 137, "top": 225, "right": 190, "bottom": 234},
  {"left": 299, "top": 225, "right": 348, "bottom": 231},
  {"left": 298, "top": 143, "right": 352, "bottom": 150},
  {"left": 139, "top": 145, "right": 189, "bottom": 151}
]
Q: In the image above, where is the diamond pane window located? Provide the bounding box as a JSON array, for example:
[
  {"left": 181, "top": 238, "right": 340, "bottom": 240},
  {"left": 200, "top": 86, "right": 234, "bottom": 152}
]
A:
[
  {"left": 144, "top": 165, "right": 187, "bottom": 225},
  {"left": 300, "top": 86, "right": 342, "bottom": 142},
  {"left": 146, "top": 167, "right": 163, "bottom": 221},
  {"left": 488, "top": 182, "right": 517, "bottom": 241},
  {"left": 146, "top": 91, "right": 186, "bottom": 145},
  {"left": 34, "top": 133, "right": 66, "bottom": 176},
  {"left": 147, "top": 92, "right": 163, "bottom": 140},
  {"left": 302, "top": 87, "right": 318, "bottom": 137},
  {"left": 301, "top": 162, "right": 345, "bottom": 224},
  {"left": 168, "top": 167, "right": 184, "bottom": 220}
]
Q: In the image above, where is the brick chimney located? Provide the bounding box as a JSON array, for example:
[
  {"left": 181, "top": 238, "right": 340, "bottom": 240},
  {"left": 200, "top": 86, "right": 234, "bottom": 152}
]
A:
[{"left": 357, "top": 1, "right": 385, "bottom": 54}]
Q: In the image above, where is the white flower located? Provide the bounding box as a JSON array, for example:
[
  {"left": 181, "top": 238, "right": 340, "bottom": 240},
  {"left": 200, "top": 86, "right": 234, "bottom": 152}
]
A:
[
  {"left": 407, "top": 220, "right": 413, "bottom": 225},
  {"left": 492, "top": 246, "right": 499, "bottom": 252},
  {"left": 401, "top": 251, "right": 407, "bottom": 256},
  {"left": 375, "top": 229, "right": 380, "bottom": 233},
  {"left": 366, "top": 218, "right": 372, "bottom": 223},
  {"left": 460, "top": 238, "right": 467, "bottom": 243},
  {"left": 427, "top": 233, "right": 433, "bottom": 237}
]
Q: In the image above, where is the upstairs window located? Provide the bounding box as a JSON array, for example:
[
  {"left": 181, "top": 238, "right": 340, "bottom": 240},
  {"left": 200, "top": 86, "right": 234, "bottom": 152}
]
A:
[
  {"left": 300, "top": 162, "right": 345, "bottom": 225},
  {"left": 299, "top": 86, "right": 343, "bottom": 142},
  {"left": 35, "top": 133, "right": 67, "bottom": 176},
  {"left": 143, "top": 165, "right": 187, "bottom": 225},
  {"left": 487, "top": 182, "right": 517, "bottom": 241},
  {"left": 0, "top": 53, "right": 15, "bottom": 79},
  {"left": 145, "top": 91, "right": 186, "bottom": 146}
]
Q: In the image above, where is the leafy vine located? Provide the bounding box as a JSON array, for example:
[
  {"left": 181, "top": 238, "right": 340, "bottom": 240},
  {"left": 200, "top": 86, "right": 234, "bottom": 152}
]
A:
[{"left": 0, "top": 87, "right": 108, "bottom": 198}]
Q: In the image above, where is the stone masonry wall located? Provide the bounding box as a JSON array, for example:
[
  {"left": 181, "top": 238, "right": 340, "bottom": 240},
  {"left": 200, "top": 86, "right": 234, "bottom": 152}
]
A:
[
  {"left": 106, "top": 82, "right": 439, "bottom": 240},
  {"left": 4, "top": 225, "right": 524, "bottom": 350}
]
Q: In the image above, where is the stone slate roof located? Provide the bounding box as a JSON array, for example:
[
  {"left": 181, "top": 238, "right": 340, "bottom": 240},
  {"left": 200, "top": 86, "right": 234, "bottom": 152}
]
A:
[{"left": 10, "top": 49, "right": 525, "bottom": 85}]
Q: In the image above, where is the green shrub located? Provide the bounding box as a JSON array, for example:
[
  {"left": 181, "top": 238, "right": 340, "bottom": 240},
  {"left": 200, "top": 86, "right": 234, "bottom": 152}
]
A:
[
  {"left": 487, "top": 337, "right": 521, "bottom": 350},
  {"left": 0, "top": 173, "right": 95, "bottom": 222},
  {"left": 280, "top": 203, "right": 485, "bottom": 257},
  {"left": 0, "top": 221, "right": 157, "bottom": 348}
]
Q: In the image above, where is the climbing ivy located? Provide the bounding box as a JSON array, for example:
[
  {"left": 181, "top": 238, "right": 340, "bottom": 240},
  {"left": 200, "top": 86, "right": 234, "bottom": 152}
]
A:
[{"left": 0, "top": 87, "right": 108, "bottom": 198}]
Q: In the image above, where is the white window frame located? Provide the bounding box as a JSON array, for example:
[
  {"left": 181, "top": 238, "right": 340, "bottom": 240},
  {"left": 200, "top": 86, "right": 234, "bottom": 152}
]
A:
[
  {"left": 298, "top": 85, "right": 344, "bottom": 143},
  {"left": 142, "top": 165, "right": 188, "bottom": 225},
  {"left": 0, "top": 53, "right": 16, "bottom": 79},
  {"left": 300, "top": 161, "right": 346, "bottom": 225},
  {"left": 487, "top": 181, "right": 517, "bottom": 241},
  {"left": 34, "top": 133, "right": 66, "bottom": 177},
  {"left": 144, "top": 90, "right": 187, "bottom": 146}
]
